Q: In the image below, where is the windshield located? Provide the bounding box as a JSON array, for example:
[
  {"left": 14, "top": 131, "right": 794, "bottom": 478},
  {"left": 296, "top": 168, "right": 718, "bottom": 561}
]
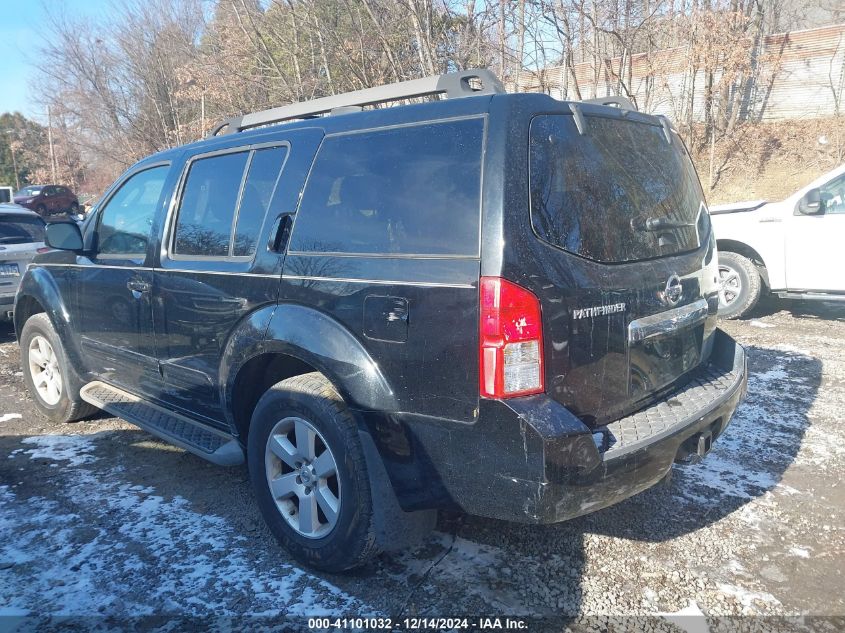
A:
[
  {"left": 15, "top": 186, "right": 43, "bottom": 197},
  {"left": 529, "top": 114, "right": 708, "bottom": 264},
  {"left": 0, "top": 215, "right": 46, "bottom": 244}
]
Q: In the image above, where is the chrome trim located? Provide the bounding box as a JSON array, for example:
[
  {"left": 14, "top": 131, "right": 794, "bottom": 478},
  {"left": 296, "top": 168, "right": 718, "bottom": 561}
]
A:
[{"left": 628, "top": 298, "right": 709, "bottom": 343}]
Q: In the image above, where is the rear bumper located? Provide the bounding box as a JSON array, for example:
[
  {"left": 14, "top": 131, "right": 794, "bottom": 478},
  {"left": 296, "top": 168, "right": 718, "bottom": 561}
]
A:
[
  {"left": 396, "top": 329, "right": 746, "bottom": 523},
  {"left": 0, "top": 293, "right": 15, "bottom": 319}
]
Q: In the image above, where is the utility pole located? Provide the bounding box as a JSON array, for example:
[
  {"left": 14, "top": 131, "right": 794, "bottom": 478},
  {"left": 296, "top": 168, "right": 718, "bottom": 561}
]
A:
[
  {"left": 5, "top": 130, "right": 20, "bottom": 190},
  {"left": 46, "top": 105, "right": 57, "bottom": 183}
]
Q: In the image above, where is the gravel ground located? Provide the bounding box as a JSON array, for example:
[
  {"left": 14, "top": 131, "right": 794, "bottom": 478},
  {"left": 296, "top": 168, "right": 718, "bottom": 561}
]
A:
[{"left": 1, "top": 298, "right": 844, "bottom": 630}]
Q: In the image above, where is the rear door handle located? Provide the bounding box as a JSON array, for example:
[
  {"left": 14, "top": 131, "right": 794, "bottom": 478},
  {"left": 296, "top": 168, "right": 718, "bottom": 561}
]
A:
[
  {"left": 127, "top": 280, "right": 151, "bottom": 296},
  {"left": 270, "top": 213, "right": 295, "bottom": 253}
]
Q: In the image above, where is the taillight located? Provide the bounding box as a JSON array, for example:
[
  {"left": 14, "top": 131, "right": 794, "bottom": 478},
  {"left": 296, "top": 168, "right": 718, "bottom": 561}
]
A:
[
  {"left": 36, "top": 247, "right": 51, "bottom": 253},
  {"left": 479, "top": 276, "right": 544, "bottom": 398}
]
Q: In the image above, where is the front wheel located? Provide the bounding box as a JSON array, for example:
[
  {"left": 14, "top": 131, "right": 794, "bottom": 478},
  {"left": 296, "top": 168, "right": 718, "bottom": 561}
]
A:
[
  {"left": 20, "top": 313, "right": 97, "bottom": 422},
  {"left": 717, "top": 251, "right": 762, "bottom": 319},
  {"left": 247, "top": 372, "right": 379, "bottom": 572}
]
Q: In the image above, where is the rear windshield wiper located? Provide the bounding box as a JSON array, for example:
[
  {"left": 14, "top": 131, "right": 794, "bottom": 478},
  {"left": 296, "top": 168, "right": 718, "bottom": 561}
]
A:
[{"left": 631, "top": 216, "right": 695, "bottom": 231}]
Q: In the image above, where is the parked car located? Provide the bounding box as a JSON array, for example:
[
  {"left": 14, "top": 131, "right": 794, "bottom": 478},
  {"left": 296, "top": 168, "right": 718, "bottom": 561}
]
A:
[
  {"left": 711, "top": 163, "right": 845, "bottom": 318},
  {"left": 13, "top": 184, "right": 80, "bottom": 217},
  {"left": 0, "top": 186, "right": 13, "bottom": 203},
  {"left": 0, "top": 204, "right": 46, "bottom": 320},
  {"left": 14, "top": 70, "right": 747, "bottom": 572}
]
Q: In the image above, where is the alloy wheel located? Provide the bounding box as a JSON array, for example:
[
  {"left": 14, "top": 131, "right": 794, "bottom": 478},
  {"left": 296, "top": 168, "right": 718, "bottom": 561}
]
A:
[
  {"left": 264, "top": 416, "right": 341, "bottom": 539},
  {"left": 718, "top": 264, "right": 742, "bottom": 309},
  {"left": 28, "top": 335, "right": 63, "bottom": 406}
]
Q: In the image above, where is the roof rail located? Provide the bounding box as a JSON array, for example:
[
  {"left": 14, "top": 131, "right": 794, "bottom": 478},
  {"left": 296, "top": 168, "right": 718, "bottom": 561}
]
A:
[
  {"left": 581, "top": 95, "right": 637, "bottom": 112},
  {"left": 208, "top": 69, "right": 505, "bottom": 137}
]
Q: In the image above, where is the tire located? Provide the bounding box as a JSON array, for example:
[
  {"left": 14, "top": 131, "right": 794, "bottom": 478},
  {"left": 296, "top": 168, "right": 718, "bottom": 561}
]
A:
[
  {"left": 20, "top": 313, "right": 97, "bottom": 423},
  {"left": 717, "top": 251, "right": 762, "bottom": 320},
  {"left": 247, "top": 372, "right": 379, "bottom": 572}
]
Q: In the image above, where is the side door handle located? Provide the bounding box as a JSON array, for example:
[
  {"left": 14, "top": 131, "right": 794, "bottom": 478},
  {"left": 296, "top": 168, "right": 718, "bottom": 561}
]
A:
[
  {"left": 127, "top": 279, "right": 151, "bottom": 298},
  {"left": 269, "top": 213, "right": 295, "bottom": 253}
]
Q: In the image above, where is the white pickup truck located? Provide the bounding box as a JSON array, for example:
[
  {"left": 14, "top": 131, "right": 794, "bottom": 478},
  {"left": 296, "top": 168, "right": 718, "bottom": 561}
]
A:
[{"left": 710, "top": 163, "right": 845, "bottom": 318}]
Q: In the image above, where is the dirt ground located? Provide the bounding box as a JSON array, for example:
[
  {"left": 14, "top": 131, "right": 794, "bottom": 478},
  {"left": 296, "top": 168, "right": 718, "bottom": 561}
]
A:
[
  {"left": 689, "top": 117, "right": 844, "bottom": 206},
  {"left": 1, "top": 298, "right": 844, "bottom": 630}
]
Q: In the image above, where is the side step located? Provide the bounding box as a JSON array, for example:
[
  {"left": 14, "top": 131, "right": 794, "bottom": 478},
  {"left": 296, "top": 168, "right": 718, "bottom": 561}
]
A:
[
  {"left": 80, "top": 381, "right": 244, "bottom": 466},
  {"left": 775, "top": 291, "right": 845, "bottom": 302}
]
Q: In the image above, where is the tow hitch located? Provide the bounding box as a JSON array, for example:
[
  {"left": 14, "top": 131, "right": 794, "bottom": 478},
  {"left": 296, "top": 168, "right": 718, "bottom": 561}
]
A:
[{"left": 675, "top": 428, "right": 715, "bottom": 464}]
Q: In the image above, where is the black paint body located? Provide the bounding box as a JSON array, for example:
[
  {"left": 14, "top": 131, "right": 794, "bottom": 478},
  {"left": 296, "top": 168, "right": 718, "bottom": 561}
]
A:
[{"left": 15, "top": 92, "right": 747, "bottom": 523}]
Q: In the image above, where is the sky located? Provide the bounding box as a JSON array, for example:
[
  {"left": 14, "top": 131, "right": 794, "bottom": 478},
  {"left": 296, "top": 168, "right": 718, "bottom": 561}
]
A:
[{"left": 0, "top": 0, "right": 104, "bottom": 120}]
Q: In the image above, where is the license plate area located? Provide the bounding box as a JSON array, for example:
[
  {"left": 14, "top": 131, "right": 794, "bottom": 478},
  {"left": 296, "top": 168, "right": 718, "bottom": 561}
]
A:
[
  {"left": 629, "top": 325, "right": 702, "bottom": 397},
  {"left": 627, "top": 299, "right": 708, "bottom": 398},
  {"left": 0, "top": 262, "right": 20, "bottom": 277}
]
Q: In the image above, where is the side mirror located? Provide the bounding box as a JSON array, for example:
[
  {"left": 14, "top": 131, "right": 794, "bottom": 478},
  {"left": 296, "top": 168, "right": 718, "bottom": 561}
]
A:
[
  {"left": 45, "top": 222, "right": 84, "bottom": 251},
  {"left": 798, "top": 188, "right": 823, "bottom": 215}
]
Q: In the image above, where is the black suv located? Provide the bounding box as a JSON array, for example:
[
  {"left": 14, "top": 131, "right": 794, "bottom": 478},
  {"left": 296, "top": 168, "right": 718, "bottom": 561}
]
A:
[{"left": 15, "top": 70, "right": 747, "bottom": 572}]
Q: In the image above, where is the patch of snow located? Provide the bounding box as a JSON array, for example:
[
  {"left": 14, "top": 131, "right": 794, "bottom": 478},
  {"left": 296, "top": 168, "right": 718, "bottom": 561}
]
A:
[
  {"left": 0, "top": 434, "right": 373, "bottom": 618},
  {"left": 0, "top": 413, "right": 22, "bottom": 423},
  {"left": 20, "top": 435, "right": 98, "bottom": 466},
  {"left": 717, "top": 583, "right": 781, "bottom": 613},
  {"left": 749, "top": 320, "right": 775, "bottom": 329},
  {"left": 788, "top": 547, "right": 810, "bottom": 559}
]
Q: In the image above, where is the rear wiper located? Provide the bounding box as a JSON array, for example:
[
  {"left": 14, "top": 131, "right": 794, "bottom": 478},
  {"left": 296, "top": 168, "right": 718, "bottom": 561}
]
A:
[{"left": 631, "top": 216, "right": 694, "bottom": 231}]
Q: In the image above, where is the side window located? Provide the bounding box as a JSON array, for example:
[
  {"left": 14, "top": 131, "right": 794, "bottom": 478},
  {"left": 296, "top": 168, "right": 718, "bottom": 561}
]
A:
[
  {"left": 173, "top": 152, "right": 249, "bottom": 257},
  {"left": 234, "top": 146, "right": 287, "bottom": 257},
  {"left": 98, "top": 165, "right": 169, "bottom": 256},
  {"left": 820, "top": 174, "right": 845, "bottom": 215},
  {"left": 289, "top": 118, "right": 484, "bottom": 257}
]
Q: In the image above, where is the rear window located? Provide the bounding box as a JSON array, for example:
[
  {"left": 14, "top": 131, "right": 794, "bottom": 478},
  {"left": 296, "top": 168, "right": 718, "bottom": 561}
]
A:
[
  {"left": 289, "top": 117, "right": 484, "bottom": 257},
  {"left": 0, "top": 216, "right": 45, "bottom": 244},
  {"left": 529, "top": 114, "right": 707, "bottom": 264}
]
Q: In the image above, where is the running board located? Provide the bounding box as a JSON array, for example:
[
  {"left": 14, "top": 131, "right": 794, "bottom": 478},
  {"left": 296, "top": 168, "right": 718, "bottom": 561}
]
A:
[
  {"left": 80, "top": 381, "right": 244, "bottom": 466},
  {"left": 775, "top": 292, "right": 845, "bottom": 302}
]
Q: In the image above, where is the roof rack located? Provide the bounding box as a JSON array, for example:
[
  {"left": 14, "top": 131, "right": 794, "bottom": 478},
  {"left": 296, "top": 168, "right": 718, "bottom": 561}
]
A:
[
  {"left": 208, "top": 69, "right": 505, "bottom": 137},
  {"left": 581, "top": 95, "right": 637, "bottom": 111}
]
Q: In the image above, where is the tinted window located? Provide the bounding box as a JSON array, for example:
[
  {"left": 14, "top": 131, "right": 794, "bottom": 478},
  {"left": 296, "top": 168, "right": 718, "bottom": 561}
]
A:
[
  {"left": 174, "top": 152, "right": 249, "bottom": 257},
  {"left": 0, "top": 215, "right": 45, "bottom": 244},
  {"left": 234, "top": 146, "right": 287, "bottom": 256},
  {"left": 98, "top": 166, "right": 169, "bottom": 256},
  {"left": 529, "top": 115, "right": 706, "bottom": 263},
  {"left": 289, "top": 118, "right": 484, "bottom": 256}
]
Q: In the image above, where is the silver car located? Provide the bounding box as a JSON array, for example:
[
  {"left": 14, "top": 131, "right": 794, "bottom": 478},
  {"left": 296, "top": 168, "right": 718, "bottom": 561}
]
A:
[{"left": 0, "top": 204, "right": 47, "bottom": 321}]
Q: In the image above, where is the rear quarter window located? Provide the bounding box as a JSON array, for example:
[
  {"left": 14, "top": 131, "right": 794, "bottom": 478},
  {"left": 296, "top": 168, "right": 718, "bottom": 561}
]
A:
[{"left": 289, "top": 117, "right": 484, "bottom": 257}]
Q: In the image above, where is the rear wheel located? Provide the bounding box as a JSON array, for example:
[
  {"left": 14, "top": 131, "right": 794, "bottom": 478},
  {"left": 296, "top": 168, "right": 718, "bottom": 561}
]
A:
[
  {"left": 247, "top": 372, "right": 379, "bottom": 572},
  {"left": 20, "top": 313, "right": 97, "bottom": 422},
  {"left": 717, "top": 251, "right": 762, "bottom": 319}
]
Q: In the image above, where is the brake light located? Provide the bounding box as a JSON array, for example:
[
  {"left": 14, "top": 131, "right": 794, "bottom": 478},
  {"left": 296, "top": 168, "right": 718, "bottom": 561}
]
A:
[
  {"left": 36, "top": 247, "right": 51, "bottom": 254},
  {"left": 479, "top": 276, "right": 544, "bottom": 398}
]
